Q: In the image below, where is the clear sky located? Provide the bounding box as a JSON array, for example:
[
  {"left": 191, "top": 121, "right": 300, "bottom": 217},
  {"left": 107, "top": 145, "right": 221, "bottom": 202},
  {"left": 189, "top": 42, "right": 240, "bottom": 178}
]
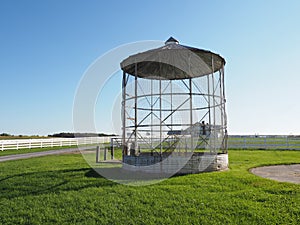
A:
[{"left": 1, "top": 0, "right": 300, "bottom": 136}]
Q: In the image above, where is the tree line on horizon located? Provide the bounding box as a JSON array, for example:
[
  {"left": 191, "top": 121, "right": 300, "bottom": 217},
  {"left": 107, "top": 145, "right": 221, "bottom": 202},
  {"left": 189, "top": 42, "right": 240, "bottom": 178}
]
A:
[
  {"left": 48, "top": 132, "right": 116, "bottom": 138},
  {"left": 0, "top": 132, "right": 116, "bottom": 138}
]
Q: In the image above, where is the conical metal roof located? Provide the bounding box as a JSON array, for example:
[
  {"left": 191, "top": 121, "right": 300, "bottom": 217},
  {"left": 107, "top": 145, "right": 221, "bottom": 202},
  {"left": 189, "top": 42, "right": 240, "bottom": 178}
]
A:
[{"left": 121, "top": 37, "right": 225, "bottom": 80}]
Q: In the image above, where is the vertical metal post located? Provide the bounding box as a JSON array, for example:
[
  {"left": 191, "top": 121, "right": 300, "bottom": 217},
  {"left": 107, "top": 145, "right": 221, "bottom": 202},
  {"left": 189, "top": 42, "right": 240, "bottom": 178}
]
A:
[
  {"left": 170, "top": 80, "right": 174, "bottom": 151},
  {"left": 221, "top": 65, "right": 227, "bottom": 152},
  {"left": 207, "top": 75, "right": 211, "bottom": 128},
  {"left": 219, "top": 70, "right": 224, "bottom": 136},
  {"left": 159, "top": 78, "right": 162, "bottom": 155},
  {"left": 221, "top": 65, "right": 227, "bottom": 131},
  {"left": 110, "top": 138, "right": 114, "bottom": 160},
  {"left": 211, "top": 56, "right": 216, "bottom": 153},
  {"left": 151, "top": 79, "right": 153, "bottom": 150},
  {"left": 104, "top": 147, "right": 107, "bottom": 160},
  {"left": 219, "top": 66, "right": 227, "bottom": 152},
  {"left": 189, "top": 78, "right": 193, "bottom": 151},
  {"left": 170, "top": 80, "right": 173, "bottom": 130},
  {"left": 96, "top": 146, "right": 100, "bottom": 163},
  {"left": 122, "top": 71, "right": 127, "bottom": 159},
  {"left": 134, "top": 62, "right": 138, "bottom": 151}
]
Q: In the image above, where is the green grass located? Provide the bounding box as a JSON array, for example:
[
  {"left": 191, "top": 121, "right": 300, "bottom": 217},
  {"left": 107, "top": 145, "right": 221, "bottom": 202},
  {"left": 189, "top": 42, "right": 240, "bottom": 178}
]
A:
[{"left": 0, "top": 150, "right": 299, "bottom": 224}]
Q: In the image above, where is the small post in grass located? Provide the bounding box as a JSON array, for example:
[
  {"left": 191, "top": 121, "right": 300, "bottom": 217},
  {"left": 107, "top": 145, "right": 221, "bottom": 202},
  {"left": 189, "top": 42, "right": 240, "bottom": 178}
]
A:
[
  {"left": 96, "top": 146, "right": 100, "bottom": 163},
  {"left": 111, "top": 146, "right": 114, "bottom": 160},
  {"left": 110, "top": 138, "right": 114, "bottom": 160},
  {"left": 104, "top": 147, "right": 107, "bottom": 161}
]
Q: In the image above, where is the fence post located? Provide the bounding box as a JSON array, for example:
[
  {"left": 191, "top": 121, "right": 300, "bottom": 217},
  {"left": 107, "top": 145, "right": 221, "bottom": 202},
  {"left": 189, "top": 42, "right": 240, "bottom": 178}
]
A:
[
  {"left": 96, "top": 146, "right": 100, "bottom": 163},
  {"left": 243, "top": 137, "right": 246, "bottom": 149},
  {"left": 286, "top": 136, "right": 289, "bottom": 149},
  {"left": 104, "top": 147, "right": 107, "bottom": 161},
  {"left": 111, "top": 138, "right": 114, "bottom": 160},
  {"left": 17, "top": 142, "right": 19, "bottom": 150},
  {"left": 1, "top": 143, "right": 3, "bottom": 151},
  {"left": 264, "top": 136, "right": 267, "bottom": 149}
]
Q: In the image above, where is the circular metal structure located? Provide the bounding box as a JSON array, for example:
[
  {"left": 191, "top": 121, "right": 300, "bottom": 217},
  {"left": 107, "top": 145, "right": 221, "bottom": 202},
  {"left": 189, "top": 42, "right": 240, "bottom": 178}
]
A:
[{"left": 120, "top": 37, "right": 228, "bottom": 174}]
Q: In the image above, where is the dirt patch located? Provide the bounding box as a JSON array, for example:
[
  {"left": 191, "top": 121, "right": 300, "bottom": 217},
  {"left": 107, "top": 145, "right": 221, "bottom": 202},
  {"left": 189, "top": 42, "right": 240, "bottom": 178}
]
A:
[{"left": 250, "top": 164, "right": 300, "bottom": 184}]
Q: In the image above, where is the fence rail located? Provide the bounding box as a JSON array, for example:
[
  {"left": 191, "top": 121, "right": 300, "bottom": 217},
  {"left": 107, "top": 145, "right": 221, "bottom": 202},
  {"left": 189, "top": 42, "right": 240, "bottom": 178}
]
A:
[
  {"left": 111, "top": 135, "right": 300, "bottom": 150},
  {"left": 0, "top": 137, "right": 113, "bottom": 151},
  {"left": 1, "top": 135, "right": 300, "bottom": 151},
  {"left": 228, "top": 135, "right": 300, "bottom": 150}
]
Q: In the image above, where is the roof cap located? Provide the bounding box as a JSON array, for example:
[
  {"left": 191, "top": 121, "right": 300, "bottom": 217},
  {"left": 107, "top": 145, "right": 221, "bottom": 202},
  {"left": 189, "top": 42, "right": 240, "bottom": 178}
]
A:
[{"left": 165, "top": 36, "right": 179, "bottom": 45}]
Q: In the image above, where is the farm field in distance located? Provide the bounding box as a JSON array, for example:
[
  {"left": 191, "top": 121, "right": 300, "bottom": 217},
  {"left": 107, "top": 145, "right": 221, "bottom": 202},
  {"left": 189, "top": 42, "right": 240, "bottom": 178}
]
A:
[{"left": 0, "top": 149, "right": 299, "bottom": 224}]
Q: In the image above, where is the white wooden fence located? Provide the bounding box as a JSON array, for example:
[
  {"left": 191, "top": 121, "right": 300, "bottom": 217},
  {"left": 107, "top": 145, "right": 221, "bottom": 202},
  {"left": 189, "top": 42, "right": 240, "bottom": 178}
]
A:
[
  {"left": 228, "top": 135, "right": 300, "bottom": 150},
  {"left": 0, "top": 137, "right": 113, "bottom": 151},
  {"left": 1, "top": 135, "right": 300, "bottom": 151}
]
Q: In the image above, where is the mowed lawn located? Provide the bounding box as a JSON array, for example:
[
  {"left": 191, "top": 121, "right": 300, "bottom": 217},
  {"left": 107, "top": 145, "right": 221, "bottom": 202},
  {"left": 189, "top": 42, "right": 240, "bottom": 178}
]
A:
[{"left": 0, "top": 150, "right": 299, "bottom": 225}]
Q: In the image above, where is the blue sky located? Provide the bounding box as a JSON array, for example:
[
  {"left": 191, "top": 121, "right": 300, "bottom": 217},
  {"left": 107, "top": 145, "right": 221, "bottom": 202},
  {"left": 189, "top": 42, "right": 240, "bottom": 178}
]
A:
[{"left": 1, "top": 0, "right": 300, "bottom": 135}]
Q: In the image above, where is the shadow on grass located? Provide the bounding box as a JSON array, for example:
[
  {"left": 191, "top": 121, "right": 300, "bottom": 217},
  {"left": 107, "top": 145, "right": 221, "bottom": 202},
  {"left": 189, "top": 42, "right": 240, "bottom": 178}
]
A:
[
  {"left": 0, "top": 165, "right": 181, "bottom": 200},
  {"left": 85, "top": 169, "right": 103, "bottom": 178},
  {"left": 86, "top": 166, "right": 191, "bottom": 186},
  {"left": 0, "top": 168, "right": 116, "bottom": 200}
]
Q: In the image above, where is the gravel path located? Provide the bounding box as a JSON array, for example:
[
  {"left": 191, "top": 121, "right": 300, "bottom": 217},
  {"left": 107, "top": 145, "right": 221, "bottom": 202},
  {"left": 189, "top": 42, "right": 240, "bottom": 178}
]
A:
[
  {"left": 0, "top": 147, "right": 95, "bottom": 162},
  {"left": 250, "top": 164, "right": 300, "bottom": 184}
]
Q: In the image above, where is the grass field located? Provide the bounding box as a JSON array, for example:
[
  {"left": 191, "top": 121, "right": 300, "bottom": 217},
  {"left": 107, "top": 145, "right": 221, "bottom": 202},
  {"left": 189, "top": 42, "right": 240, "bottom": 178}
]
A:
[{"left": 0, "top": 150, "right": 299, "bottom": 224}]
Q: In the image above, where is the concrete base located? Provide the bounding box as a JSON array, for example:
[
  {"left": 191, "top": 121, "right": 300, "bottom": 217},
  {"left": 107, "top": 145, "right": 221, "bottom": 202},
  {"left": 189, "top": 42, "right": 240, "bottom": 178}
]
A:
[{"left": 123, "top": 152, "right": 228, "bottom": 174}]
